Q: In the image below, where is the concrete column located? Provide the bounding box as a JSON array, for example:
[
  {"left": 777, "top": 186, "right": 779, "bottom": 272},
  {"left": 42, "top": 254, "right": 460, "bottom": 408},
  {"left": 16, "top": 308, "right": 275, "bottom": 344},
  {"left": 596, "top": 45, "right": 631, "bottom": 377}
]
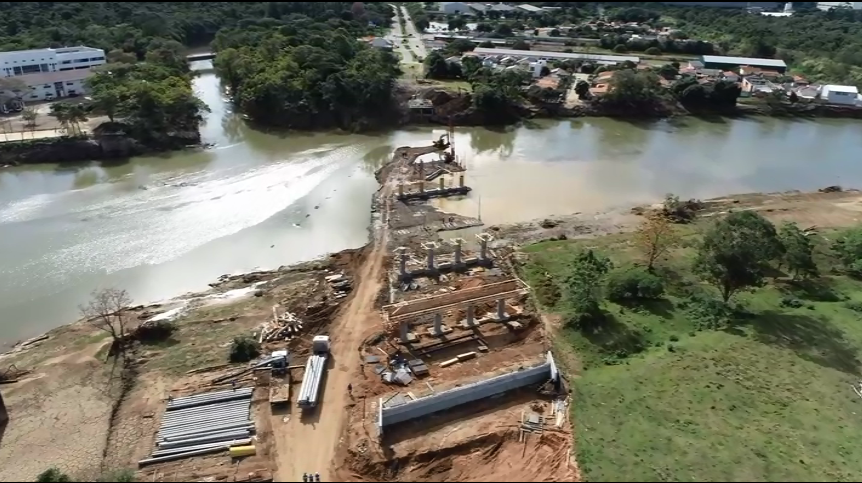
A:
[
  {"left": 434, "top": 313, "right": 443, "bottom": 334},
  {"left": 459, "top": 175, "right": 465, "bottom": 187},
  {"left": 466, "top": 305, "right": 475, "bottom": 327},
  {"left": 419, "top": 181, "right": 425, "bottom": 193},
  {"left": 439, "top": 177, "right": 445, "bottom": 191},
  {"left": 400, "top": 322, "right": 409, "bottom": 343},
  {"left": 399, "top": 252, "right": 408, "bottom": 277},
  {"left": 497, "top": 299, "right": 506, "bottom": 321},
  {"left": 454, "top": 242, "right": 462, "bottom": 265},
  {"left": 427, "top": 246, "right": 435, "bottom": 270},
  {"left": 480, "top": 238, "right": 488, "bottom": 260},
  {"left": 398, "top": 184, "right": 404, "bottom": 197}
]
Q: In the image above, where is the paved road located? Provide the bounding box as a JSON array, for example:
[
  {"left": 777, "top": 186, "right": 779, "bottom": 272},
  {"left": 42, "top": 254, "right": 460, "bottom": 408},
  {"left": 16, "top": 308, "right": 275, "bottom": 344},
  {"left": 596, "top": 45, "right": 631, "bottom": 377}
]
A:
[
  {"left": 399, "top": 5, "right": 427, "bottom": 59},
  {"left": 386, "top": 3, "right": 427, "bottom": 76}
]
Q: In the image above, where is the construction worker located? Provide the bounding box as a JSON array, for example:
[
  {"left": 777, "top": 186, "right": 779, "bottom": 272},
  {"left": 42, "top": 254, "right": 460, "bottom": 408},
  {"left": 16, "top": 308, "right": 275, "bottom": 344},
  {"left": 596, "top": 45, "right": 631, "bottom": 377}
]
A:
[
  {"left": 347, "top": 383, "right": 353, "bottom": 396},
  {"left": 314, "top": 473, "right": 320, "bottom": 482},
  {"left": 302, "top": 473, "right": 308, "bottom": 482}
]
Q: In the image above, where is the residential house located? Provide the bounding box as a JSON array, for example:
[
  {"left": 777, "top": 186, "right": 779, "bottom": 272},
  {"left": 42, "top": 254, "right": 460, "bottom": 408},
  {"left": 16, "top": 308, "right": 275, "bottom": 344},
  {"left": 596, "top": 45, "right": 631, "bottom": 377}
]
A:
[
  {"left": 366, "top": 37, "right": 393, "bottom": 50},
  {"left": 517, "top": 4, "right": 544, "bottom": 14},
  {"left": 590, "top": 83, "right": 609, "bottom": 97},
  {"left": 820, "top": 84, "right": 859, "bottom": 106},
  {"left": 722, "top": 71, "right": 740, "bottom": 82},
  {"left": 793, "top": 75, "right": 809, "bottom": 86},
  {"left": 742, "top": 75, "right": 773, "bottom": 95},
  {"left": 440, "top": 2, "right": 474, "bottom": 15}
]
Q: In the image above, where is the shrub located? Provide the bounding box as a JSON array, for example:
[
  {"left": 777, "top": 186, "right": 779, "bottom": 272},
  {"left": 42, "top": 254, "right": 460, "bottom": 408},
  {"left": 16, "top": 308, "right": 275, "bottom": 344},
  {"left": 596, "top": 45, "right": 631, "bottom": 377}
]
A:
[
  {"left": 669, "top": 334, "right": 679, "bottom": 342},
  {"left": 134, "top": 320, "right": 176, "bottom": 343},
  {"left": 612, "top": 44, "right": 627, "bottom": 53},
  {"left": 845, "top": 300, "right": 862, "bottom": 312},
  {"left": 229, "top": 336, "right": 260, "bottom": 363},
  {"left": 606, "top": 268, "right": 665, "bottom": 302},
  {"left": 37, "top": 469, "right": 71, "bottom": 482},
  {"left": 680, "top": 293, "right": 733, "bottom": 330},
  {"left": 779, "top": 296, "right": 804, "bottom": 309},
  {"left": 645, "top": 46, "right": 662, "bottom": 55}
]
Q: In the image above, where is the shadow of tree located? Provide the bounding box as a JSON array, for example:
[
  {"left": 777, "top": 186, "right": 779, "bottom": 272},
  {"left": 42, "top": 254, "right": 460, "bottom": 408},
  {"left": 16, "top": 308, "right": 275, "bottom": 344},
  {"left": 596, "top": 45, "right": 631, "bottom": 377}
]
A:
[
  {"left": 581, "top": 312, "right": 647, "bottom": 359},
  {"left": 778, "top": 278, "right": 842, "bottom": 302},
  {"left": 617, "top": 298, "right": 676, "bottom": 319},
  {"left": 728, "top": 310, "right": 860, "bottom": 375}
]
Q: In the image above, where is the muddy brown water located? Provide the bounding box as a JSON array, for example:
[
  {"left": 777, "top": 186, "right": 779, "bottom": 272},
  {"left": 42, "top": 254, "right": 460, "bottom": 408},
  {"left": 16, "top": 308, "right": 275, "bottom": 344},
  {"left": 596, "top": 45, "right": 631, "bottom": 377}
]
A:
[{"left": 1, "top": 60, "right": 861, "bottom": 345}]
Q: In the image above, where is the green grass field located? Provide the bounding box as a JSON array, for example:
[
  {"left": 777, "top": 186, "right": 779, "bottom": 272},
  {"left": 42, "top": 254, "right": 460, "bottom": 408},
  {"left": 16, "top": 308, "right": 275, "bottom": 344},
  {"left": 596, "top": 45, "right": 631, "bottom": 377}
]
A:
[{"left": 520, "top": 225, "right": 862, "bottom": 481}]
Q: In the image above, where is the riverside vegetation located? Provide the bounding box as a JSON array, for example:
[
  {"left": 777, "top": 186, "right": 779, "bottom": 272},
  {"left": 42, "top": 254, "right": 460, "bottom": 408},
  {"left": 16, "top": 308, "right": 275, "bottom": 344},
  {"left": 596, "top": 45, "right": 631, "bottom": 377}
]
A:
[{"left": 519, "top": 196, "right": 862, "bottom": 481}]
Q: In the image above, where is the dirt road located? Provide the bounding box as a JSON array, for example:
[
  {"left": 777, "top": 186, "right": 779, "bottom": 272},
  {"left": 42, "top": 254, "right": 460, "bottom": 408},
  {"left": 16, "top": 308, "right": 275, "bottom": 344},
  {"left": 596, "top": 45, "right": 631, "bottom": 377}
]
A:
[{"left": 273, "top": 201, "right": 389, "bottom": 481}]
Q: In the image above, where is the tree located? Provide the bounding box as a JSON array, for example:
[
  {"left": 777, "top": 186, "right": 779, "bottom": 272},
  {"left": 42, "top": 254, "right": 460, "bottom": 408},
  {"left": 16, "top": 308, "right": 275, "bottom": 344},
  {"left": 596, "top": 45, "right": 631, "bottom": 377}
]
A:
[
  {"left": 658, "top": 63, "right": 678, "bottom": 80},
  {"left": 645, "top": 46, "right": 662, "bottom": 55},
  {"left": 37, "top": 468, "right": 71, "bottom": 483},
  {"left": 574, "top": 80, "right": 590, "bottom": 99},
  {"left": 612, "top": 44, "right": 627, "bottom": 53},
  {"left": 476, "top": 23, "right": 493, "bottom": 33},
  {"left": 694, "top": 211, "right": 781, "bottom": 302},
  {"left": 21, "top": 107, "right": 38, "bottom": 128},
  {"left": 634, "top": 213, "right": 680, "bottom": 271},
  {"left": 80, "top": 288, "right": 133, "bottom": 357},
  {"left": 106, "top": 49, "right": 137, "bottom": 64},
  {"left": 49, "top": 103, "right": 71, "bottom": 133},
  {"left": 831, "top": 225, "right": 862, "bottom": 276},
  {"left": 779, "top": 222, "right": 818, "bottom": 280},
  {"left": 602, "top": 70, "right": 664, "bottom": 109},
  {"left": 512, "top": 39, "right": 530, "bottom": 50},
  {"left": 448, "top": 15, "right": 467, "bottom": 31},
  {"left": 494, "top": 23, "right": 513, "bottom": 37},
  {"left": 91, "top": 86, "right": 121, "bottom": 122},
  {"left": 561, "top": 250, "right": 612, "bottom": 330},
  {"left": 0, "top": 77, "right": 27, "bottom": 98},
  {"left": 540, "top": 65, "right": 551, "bottom": 77},
  {"left": 549, "top": 28, "right": 561, "bottom": 37}
]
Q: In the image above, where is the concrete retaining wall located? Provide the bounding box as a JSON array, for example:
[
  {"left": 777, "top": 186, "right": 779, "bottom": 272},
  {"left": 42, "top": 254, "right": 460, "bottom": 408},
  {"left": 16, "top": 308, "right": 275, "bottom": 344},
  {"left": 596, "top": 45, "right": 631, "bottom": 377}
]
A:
[{"left": 378, "top": 352, "right": 558, "bottom": 435}]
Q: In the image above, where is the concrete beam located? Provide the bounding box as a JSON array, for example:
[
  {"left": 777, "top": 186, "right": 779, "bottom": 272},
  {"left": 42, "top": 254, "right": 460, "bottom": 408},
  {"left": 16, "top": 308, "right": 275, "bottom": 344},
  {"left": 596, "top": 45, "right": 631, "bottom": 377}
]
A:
[{"left": 384, "top": 279, "right": 529, "bottom": 322}]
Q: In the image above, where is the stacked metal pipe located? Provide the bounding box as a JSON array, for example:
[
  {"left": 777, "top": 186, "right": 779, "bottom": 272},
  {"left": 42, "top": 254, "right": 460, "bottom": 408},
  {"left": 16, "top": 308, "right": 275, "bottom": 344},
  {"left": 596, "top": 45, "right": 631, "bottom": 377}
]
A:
[
  {"left": 297, "top": 354, "right": 326, "bottom": 408},
  {"left": 139, "top": 388, "right": 255, "bottom": 467}
]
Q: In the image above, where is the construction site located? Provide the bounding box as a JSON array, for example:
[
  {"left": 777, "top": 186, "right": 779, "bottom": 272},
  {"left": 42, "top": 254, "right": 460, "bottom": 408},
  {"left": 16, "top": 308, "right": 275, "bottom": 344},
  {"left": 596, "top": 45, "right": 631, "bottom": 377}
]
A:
[
  {"left": 0, "top": 126, "right": 575, "bottom": 483},
  {"left": 333, "top": 127, "right": 576, "bottom": 481}
]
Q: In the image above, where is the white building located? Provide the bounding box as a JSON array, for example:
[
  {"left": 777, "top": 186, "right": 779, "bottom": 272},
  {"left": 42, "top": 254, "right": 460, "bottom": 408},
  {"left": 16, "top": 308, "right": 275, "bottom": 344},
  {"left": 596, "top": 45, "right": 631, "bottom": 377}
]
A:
[
  {"left": 0, "top": 46, "right": 105, "bottom": 103},
  {"left": 817, "top": 2, "right": 862, "bottom": 10},
  {"left": 1, "top": 46, "right": 106, "bottom": 78},
  {"left": 820, "top": 84, "right": 860, "bottom": 105}
]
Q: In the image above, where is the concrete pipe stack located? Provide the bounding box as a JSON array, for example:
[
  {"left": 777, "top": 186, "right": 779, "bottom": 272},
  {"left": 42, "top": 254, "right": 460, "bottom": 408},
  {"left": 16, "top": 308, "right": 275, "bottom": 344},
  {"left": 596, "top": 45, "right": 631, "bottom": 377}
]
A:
[{"left": 138, "top": 388, "right": 255, "bottom": 467}]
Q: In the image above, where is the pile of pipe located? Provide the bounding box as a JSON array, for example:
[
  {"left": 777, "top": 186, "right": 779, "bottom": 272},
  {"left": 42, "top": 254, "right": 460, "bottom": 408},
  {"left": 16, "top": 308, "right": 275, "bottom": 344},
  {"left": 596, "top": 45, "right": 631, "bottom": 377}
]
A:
[
  {"left": 297, "top": 355, "right": 326, "bottom": 408},
  {"left": 138, "top": 387, "right": 254, "bottom": 467}
]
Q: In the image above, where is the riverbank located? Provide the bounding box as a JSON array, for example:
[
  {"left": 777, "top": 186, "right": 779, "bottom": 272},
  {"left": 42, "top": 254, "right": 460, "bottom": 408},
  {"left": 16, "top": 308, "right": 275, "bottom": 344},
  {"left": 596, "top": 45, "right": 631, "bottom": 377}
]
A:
[
  {"left": 2, "top": 166, "right": 858, "bottom": 480},
  {"left": 0, "top": 132, "right": 204, "bottom": 166}
]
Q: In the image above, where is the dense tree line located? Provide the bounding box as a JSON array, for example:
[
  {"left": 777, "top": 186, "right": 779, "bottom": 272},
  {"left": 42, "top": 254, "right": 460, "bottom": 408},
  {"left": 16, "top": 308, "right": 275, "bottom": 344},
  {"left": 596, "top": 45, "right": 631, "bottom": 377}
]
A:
[
  {"left": 212, "top": 3, "right": 400, "bottom": 130},
  {"left": 0, "top": 2, "right": 277, "bottom": 57},
  {"left": 84, "top": 43, "right": 209, "bottom": 142}
]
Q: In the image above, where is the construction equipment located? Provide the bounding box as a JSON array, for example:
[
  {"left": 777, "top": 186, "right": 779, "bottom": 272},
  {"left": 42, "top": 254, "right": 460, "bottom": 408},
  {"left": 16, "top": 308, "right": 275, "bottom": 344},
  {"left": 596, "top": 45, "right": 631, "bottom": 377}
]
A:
[
  {"left": 297, "top": 336, "right": 331, "bottom": 410},
  {"left": 270, "top": 350, "right": 288, "bottom": 377},
  {"left": 269, "top": 350, "right": 291, "bottom": 406}
]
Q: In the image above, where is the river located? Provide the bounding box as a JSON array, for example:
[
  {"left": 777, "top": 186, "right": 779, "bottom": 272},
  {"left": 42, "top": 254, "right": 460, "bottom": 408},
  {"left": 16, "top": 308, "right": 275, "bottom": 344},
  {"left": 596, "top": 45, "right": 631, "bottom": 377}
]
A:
[{"left": 1, "top": 60, "right": 861, "bottom": 345}]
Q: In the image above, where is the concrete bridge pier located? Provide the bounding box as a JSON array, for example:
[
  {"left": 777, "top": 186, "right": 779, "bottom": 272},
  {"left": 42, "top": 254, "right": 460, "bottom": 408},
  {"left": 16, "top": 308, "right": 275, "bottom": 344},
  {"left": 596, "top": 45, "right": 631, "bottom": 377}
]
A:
[
  {"left": 496, "top": 299, "right": 507, "bottom": 321},
  {"left": 465, "top": 305, "right": 475, "bottom": 327},
  {"left": 434, "top": 313, "right": 444, "bottom": 335}
]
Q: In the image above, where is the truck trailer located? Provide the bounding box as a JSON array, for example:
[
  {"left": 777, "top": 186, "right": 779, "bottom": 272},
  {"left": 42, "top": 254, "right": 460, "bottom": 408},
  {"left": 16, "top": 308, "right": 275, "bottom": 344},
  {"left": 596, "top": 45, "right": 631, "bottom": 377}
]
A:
[{"left": 296, "top": 336, "right": 331, "bottom": 409}]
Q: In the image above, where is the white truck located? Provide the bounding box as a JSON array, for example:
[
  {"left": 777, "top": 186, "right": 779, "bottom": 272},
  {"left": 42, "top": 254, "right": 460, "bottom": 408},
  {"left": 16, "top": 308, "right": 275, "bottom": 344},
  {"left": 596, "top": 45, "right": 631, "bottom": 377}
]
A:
[{"left": 297, "top": 335, "right": 331, "bottom": 409}]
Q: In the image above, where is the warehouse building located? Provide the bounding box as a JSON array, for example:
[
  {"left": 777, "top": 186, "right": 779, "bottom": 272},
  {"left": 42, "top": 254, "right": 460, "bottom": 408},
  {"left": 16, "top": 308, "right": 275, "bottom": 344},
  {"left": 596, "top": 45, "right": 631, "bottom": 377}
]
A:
[
  {"left": 472, "top": 47, "right": 640, "bottom": 65},
  {"left": 700, "top": 55, "right": 787, "bottom": 74}
]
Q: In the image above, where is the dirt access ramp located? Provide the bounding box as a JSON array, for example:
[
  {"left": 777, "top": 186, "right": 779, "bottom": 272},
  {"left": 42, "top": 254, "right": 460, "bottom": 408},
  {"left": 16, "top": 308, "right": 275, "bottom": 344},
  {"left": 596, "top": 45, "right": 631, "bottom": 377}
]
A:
[{"left": 272, "top": 213, "right": 390, "bottom": 480}]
